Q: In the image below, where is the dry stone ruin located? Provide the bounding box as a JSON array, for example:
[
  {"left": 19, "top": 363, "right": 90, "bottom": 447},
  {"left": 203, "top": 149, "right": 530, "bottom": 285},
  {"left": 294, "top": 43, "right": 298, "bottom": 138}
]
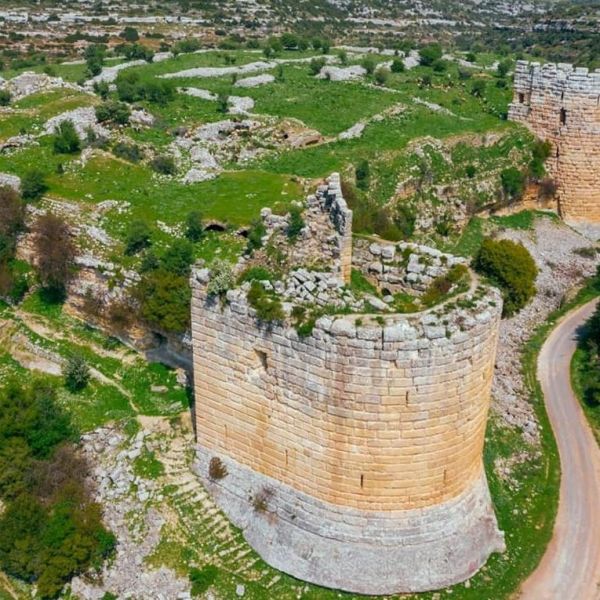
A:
[
  {"left": 190, "top": 174, "right": 505, "bottom": 594},
  {"left": 509, "top": 60, "right": 600, "bottom": 222}
]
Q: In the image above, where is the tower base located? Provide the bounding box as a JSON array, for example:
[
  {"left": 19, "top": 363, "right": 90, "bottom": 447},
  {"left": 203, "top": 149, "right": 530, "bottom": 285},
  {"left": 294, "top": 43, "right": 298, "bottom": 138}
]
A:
[{"left": 194, "top": 446, "right": 505, "bottom": 595}]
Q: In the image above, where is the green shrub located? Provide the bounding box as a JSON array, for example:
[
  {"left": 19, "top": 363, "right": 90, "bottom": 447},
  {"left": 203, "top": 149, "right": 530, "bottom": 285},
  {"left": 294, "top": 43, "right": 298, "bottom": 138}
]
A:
[
  {"left": 113, "top": 141, "right": 143, "bottom": 163},
  {"left": 245, "top": 219, "right": 267, "bottom": 254},
  {"left": 0, "top": 90, "right": 11, "bottom": 106},
  {"left": 136, "top": 268, "right": 191, "bottom": 333},
  {"left": 124, "top": 220, "right": 152, "bottom": 255},
  {"left": 21, "top": 169, "right": 48, "bottom": 200},
  {"left": 238, "top": 266, "right": 275, "bottom": 284},
  {"left": 529, "top": 140, "right": 552, "bottom": 179},
  {"left": 287, "top": 207, "right": 305, "bottom": 241},
  {"left": 64, "top": 355, "right": 90, "bottom": 392},
  {"left": 474, "top": 238, "right": 537, "bottom": 316},
  {"left": 391, "top": 58, "right": 405, "bottom": 73},
  {"left": 95, "top": 101, "right": 131, "bottom": 125},
  {"left": 160, "top": 239, "right": 194, "bottom": 276},
  {"left": 374, "top": 67, "right": 390, "bottom": 85},
  {"left": 361, "top": 55, "right": 376, "bottom": 75},
  {"left": 185, "top": 211, "right": 204, "bottom": 242},
  {"left": 206, "top": 259, "right": 234, "bottom": 297},
  {"left": 308, "top": 57, "right": 326, "bottom": 75},
  {"left": 150, "top": 155, "right": 176, "bottom": 175},
  {"left": 52, "top": 120, "right": 81, "bottom": 154},
  {"left": 247, "top": 281, "right": 285, "bottom": 323},
  {"left": 189, "top": 564, "right": 219, "bottom": 597},
  {"left": 501, "top": 167, "right": 526, "bottom": 201},
  {"left": 470, "top": 79, "right": 486, "bottom": 97},
  {"left": 419, "top": 43, "right": 442, "bottom": 66},
  {"left": 355, "top": 159, "right": 370, "bottom": 190}
]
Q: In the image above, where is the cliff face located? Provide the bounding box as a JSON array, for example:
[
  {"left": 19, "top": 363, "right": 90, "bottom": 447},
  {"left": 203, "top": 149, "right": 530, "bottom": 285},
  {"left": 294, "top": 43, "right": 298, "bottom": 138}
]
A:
[
  {"left": 190, "top": 174, "right": 504, "bottom": 594},
  {"left": 509, "top": 60, "right": 600, "bottom": 223}
]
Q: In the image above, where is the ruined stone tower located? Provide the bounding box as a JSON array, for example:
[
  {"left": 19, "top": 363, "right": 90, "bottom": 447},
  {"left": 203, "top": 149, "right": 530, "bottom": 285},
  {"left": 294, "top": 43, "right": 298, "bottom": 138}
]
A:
[
  {"left": 509, "top": 60, "right": 600, "bottom": 222},
  {"left": 191, "top": 174, "right": 504, "bottom": 594}
]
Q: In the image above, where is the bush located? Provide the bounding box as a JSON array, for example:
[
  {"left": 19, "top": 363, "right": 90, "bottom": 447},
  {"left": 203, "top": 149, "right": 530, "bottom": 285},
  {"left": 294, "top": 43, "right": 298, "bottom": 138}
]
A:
[
  {"left": 391, "top": 58, "right": 405, "bottom": 73},
  {"left": 419, "top": 43, "right": 442, "bottom": 66},
  {"left": 208, "top": 457, "right": 228, "bottom": 480},
  {"left": 113, "top": 141, "right": 143, "bottom": 163},
  {"left": 287, "top": 207, "right": 305, "bottom": 241},
  {"left": 470, "top": 79, "right": 486, "bottom": 97},
  {"left": 120, "top": 26, "right": 139, "bottom": 42},
  {"left": 0, "top": 90, "right": 11, "bottom": 106},
  {"left": 238, "top": 266, "right": 275, "bottom": 284},
  {"left": 374, "top": 67, "right": 390, "bottom": 85},
  {"left": 501, "top": 167, "right": 526, "bottom": 201},
  {"left": 116, "top": 71, "right": 173, "bottom": 105},
  {"left": 95, "top": 101, "right": 131, "bottom": 125},
  {"left": 245, "top": 219, "right": 266, "bottom": 254},
  {"left": 465, "top": 164, "right": 477, "bottom": 178},
  {"left": 529, "top": 140, "right": 552, "bottom": 179},
  {"left": 474, "top": 238, "right": 537, "bottom": 317},
  {"left": 247, "top": 281, "right": 285, "bottom": 323},
  {"left": 64, "top": 355, "right": 91, "bottom": 392},
  {"left": 160, "top": 239, "right": 194, "bottom": 276},
  {"left": 124, "top": 220, "right": 152, "bottom": 255},
  {"left": 150, "top": 155, "right": 176, "bottom": 175},
  {"left": 206, "top": 259, "right": 234, "bottom": 297},
  {"left": 309, "top": 57, "right": 326, "bottom": 75},
  {"left": 22, "top": 169, "right": 48, "bottom": 201},
  {"left": 361, "top": 55, "right": 376, "bottom": 75},
  {"left": 355, "top": 159, "right": 370, "bottom": 190},
  {"left": 185, "top": 211, "right": 204, "bottom": 242},
  {"left": 189, "top": 565, "right": 219, "bottom": 596},
  {"left": 52, "top": 120, "right": 81, "bottom": 154}
]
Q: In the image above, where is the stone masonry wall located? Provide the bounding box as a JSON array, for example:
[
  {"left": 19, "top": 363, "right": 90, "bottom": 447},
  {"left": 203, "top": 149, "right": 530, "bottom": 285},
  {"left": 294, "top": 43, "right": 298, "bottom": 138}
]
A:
[
  {"left": 192, "top": 281, "right": 502, "bottom": 511},
  {"left": 509, "top": 60, "right": 600, "bottom": 222},
  {"left": 191, "top": 276, "right": 504, "bottom": 591}
]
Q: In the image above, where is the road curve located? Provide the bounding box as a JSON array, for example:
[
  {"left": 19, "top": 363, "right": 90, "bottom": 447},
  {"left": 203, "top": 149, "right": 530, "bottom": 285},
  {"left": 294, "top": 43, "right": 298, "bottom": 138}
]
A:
[{"left": 518, "top": 298, "right": 600, "bottom": 600}]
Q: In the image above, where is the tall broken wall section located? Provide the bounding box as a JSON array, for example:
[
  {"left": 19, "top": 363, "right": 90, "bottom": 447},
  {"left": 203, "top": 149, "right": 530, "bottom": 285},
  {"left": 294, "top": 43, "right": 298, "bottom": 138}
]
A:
[
  {"left": 191, "top": 274, "right": 505, "bottom": 593},
  {"left": 509, "top": 60, "right": 600, "bottom": 222}
]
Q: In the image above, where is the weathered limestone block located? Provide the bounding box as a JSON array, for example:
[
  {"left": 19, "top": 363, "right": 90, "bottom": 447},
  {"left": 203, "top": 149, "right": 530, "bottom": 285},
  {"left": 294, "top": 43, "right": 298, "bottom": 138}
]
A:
[{"left": 508, "top": 60, "right": 600, "bottom": 223}]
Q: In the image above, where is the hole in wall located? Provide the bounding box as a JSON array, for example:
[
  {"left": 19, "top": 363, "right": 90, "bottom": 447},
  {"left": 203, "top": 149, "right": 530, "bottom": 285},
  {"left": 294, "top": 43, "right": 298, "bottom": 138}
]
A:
[
  {"left": 560, "top": 108, "right": 567, "bottom": 126},
  {"left": 360, "top": 474, "right": 364, "bottom": 489},
  {"left": 255, "top": 348, "right": 269, "bottom": 371},
  {"left": 205, "top": 221, "right": 226, "bottom": 232},
  {"left": 518, "top": 92, "right": 525, "bottom": 104}
]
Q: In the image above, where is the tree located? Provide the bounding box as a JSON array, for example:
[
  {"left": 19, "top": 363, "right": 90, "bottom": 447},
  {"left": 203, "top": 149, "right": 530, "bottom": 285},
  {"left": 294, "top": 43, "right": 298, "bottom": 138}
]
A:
[
  {"left": 497, "top": 59, "right": 512, "bottom": 78},
  {"left": 64, "top": 355, "right": 90, "bottom": 392},
  {"left": 0, "top": 186, "right": 24, "bottom": 238},
  {"left": 136, "top": 269, "right": 191, "bottom": 333},
  {"left": 53, "top": 120, "right": 81, "bottom": 154},
  {"left": 309, "top": 57, "right": 326, "bottom": 76},
  {"left": 419, "top": 43, "right": 443, "bottom": 66},
  {"left": 474, "top": 238, "right": 537, "bottom": 317},
  {"left": 185, "top": 211, "right": 204, "bottom": 242},
  {"left": 355, "top": 159, "right": 370, "bottom": 190},
  {"left": 33, "top": 213, "right": 76, "bottom": 298},
  {"left": 21, "top": 169, "right": 48, "bottom": 201},
  {"left": 280, "top": 33, "right": 299, "bottom": 50},
  {"left": 120, "top": 26, "right": 139, "bottom": 42},
  {"left": 216, "top": 93, "right": 229, "bottom": 114},
  {"left": 124, "top": 220, "right": 152, "bottom": 255}
]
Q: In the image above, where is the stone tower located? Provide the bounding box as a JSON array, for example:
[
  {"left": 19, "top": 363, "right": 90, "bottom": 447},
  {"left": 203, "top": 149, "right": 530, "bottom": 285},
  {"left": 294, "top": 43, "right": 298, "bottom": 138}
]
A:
[
  {"left": 509, "top": 60, "right": 600, "bottom": 222},
  {"left": 191, "top": 174, "right": 504, "bottom": 594}
]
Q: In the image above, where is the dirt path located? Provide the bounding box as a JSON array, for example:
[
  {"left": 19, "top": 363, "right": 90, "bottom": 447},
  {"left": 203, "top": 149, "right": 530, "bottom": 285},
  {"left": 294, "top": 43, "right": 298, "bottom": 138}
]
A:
[{"left": 518, "top": 299, "right": 600, "bottom": 599}]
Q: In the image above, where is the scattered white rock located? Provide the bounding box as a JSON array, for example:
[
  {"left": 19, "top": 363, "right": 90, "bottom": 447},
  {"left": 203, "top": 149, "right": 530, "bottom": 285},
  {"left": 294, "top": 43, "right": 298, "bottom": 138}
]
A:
[
  {"left": 234, "top": 74, "right": 275, "bottom": 88},
  {"left": 317, "top": 65, "right": 366, "bottom": 81}
]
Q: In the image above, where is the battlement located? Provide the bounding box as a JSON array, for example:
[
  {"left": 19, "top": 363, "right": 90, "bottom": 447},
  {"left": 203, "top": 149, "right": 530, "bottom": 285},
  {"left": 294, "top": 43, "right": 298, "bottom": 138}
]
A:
[{"left": 513, "top": 60, "right": 600, "bottom": 97}]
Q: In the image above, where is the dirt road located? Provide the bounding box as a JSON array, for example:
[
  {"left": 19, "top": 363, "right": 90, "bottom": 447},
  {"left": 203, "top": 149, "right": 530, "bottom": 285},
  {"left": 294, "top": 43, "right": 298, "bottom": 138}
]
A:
[{"left": 519, "top": 299, "right": 600, "bottom": 599}]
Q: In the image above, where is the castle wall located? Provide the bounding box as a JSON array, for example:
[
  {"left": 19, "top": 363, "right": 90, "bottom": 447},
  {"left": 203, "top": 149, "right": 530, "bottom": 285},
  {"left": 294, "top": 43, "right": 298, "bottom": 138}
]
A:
[
  {"left": 509, "top": 60, "right": 600, "bottom": 222},
  {"left": 191, "top": 274, "right": 505, "bottom": 592}
]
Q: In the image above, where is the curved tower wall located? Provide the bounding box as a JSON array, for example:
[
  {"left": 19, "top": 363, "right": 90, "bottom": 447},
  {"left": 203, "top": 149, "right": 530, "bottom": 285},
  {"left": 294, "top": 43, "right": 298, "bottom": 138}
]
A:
[
  {"left": 509, "top": 60, "right": 600, "bottom": 222},
  {"left": 191, "top": 279, "right": 505, "bottom": 593}
]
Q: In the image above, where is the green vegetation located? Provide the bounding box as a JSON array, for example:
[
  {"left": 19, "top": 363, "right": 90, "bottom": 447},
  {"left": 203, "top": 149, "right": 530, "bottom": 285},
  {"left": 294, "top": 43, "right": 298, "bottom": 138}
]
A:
[
  {"left": 474, "top": 238, "right": 537, "bottom": 316},
  {"left": 64, "top": 354, "right": 91, "bottom": 392},
  {"left": 0, "top": 379, "right": 115, "bottom": 599},
  {"left": 52, "top": 120, "right": 80, "bottom": 154},
  {"left": 247, "top": 281, "right": 285, "bottom": 323}
]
